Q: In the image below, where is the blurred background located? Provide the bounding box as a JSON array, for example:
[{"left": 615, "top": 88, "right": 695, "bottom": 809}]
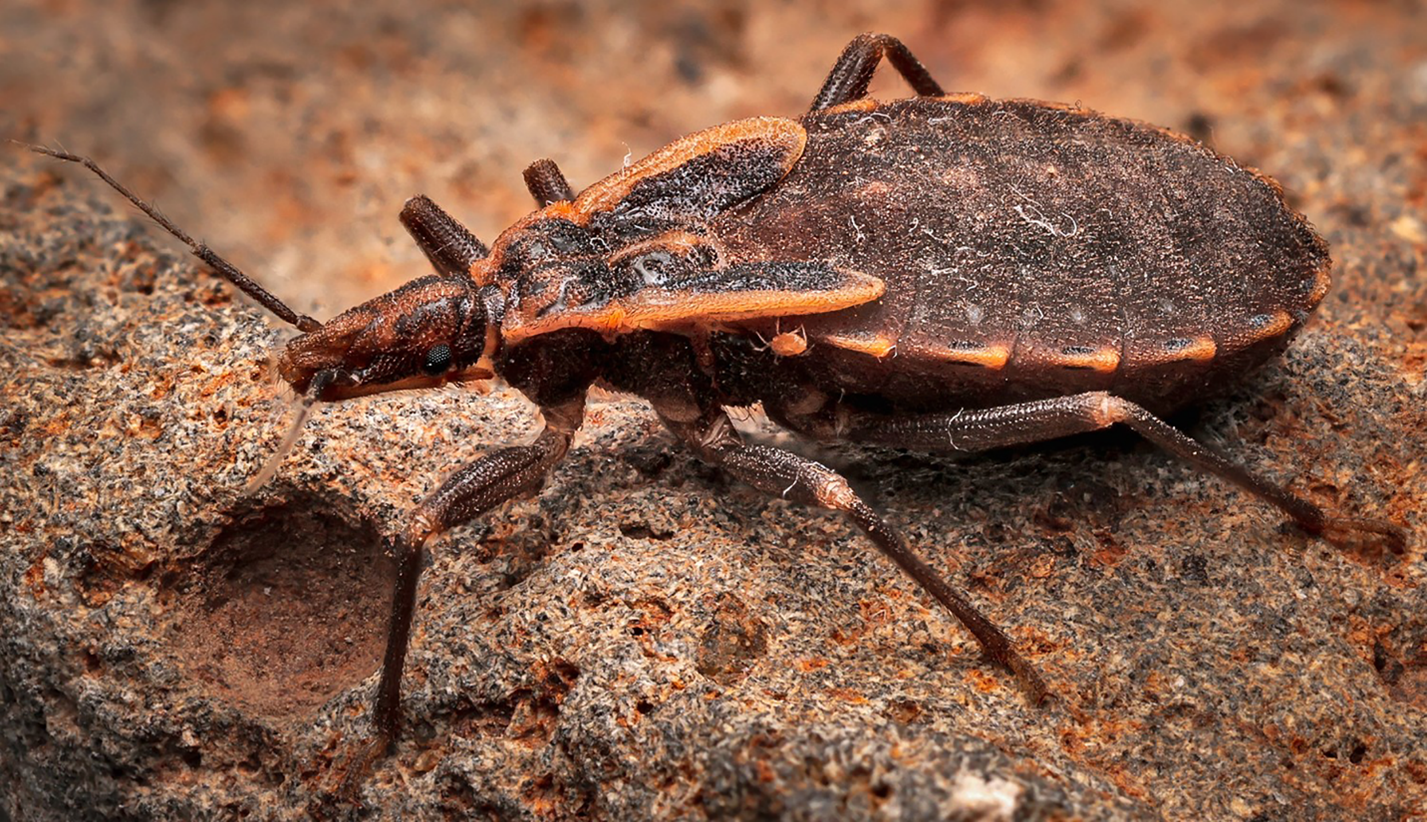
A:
[{"left": 6, "top": 0, "right": 1423, "bottom": 318}]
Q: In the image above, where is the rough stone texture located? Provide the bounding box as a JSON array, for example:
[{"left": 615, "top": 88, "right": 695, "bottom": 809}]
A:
[{"left": 2, "top": 1, "right": 1426, "bottom": 820}]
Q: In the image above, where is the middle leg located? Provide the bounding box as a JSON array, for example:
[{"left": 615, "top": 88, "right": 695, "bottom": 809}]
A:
[{"left": 663, "top": 408, "right": 1048, "bottom": 704}]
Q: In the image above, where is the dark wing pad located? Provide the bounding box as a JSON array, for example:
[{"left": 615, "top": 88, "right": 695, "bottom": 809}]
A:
[
  {"left": 573, "top": 117, "right": 808, "bottom": 241},
  {"left": 503, "top": 253, "right": 884, "bottom": 343}
]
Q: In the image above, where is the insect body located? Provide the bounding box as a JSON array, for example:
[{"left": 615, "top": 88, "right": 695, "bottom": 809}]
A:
[{"left": 34, "top": 34, "right": 1406, "bottom": 772}]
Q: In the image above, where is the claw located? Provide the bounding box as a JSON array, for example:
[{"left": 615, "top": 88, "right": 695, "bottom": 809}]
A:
[
  {"left": 1318, "top": 516, "right": 1409, "bottom": 556},
  {"left": 333, "top": 733, "right": 391, "bottom": 803},
  {"left": 1004, "top": 649, "right": 1051, "bottom": 708}
]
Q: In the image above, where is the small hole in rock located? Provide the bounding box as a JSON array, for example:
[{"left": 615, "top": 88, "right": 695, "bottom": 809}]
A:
[{"left": 163, "top": 492, "right": 395, "bottom": 718}]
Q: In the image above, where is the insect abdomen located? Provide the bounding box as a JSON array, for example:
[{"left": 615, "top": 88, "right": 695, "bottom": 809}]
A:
[{"left": 716, "top": 96, "right": 1330, "bottom": 413}]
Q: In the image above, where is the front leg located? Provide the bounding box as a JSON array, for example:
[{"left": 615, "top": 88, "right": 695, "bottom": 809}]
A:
[
  {"left": 340, "top": 412, "right": 577, "bottom": 795},
  {"left": 399, "top": 194, "right": 489, "bottom": 278},
  {"left": 523, "top": 159, "right": 576, "bottom": 207},
  {"left": 663, "top": 409, "right": 1048, "bottom": 705},
  {"left": 372, "top": 426, "right": 573, "bottom": 742}
]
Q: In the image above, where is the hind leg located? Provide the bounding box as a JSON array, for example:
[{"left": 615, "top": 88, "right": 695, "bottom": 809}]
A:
[
  {"left": 777, "top": 392, "right": 1406, "bottom": 551},
  {"left": 811, "top": 33, "right": 946, "bottom": 111}
]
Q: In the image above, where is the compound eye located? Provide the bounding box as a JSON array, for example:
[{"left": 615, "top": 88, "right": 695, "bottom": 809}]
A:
[{"left": 423, "top": 343, "right": 453, "bottom": 375}]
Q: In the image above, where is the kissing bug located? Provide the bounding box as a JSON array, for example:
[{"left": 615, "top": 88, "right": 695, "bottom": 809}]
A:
[{"left": 31, "top": 32, "right": 1407, "bottom": 772}]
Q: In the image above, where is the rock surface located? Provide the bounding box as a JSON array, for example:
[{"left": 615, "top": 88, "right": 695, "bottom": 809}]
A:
[{"left": 2, "top": 2, "right": 1426, "bottom": 820}]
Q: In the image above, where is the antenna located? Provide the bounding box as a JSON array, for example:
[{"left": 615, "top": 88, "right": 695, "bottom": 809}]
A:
[{"left": 23, "top": 143, "right": 322, "bottom": 332}]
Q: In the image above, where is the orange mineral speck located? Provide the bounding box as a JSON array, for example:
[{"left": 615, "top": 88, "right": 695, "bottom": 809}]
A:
[{"left": 769, "top": 328, "right": 808, "bottom": 357}]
